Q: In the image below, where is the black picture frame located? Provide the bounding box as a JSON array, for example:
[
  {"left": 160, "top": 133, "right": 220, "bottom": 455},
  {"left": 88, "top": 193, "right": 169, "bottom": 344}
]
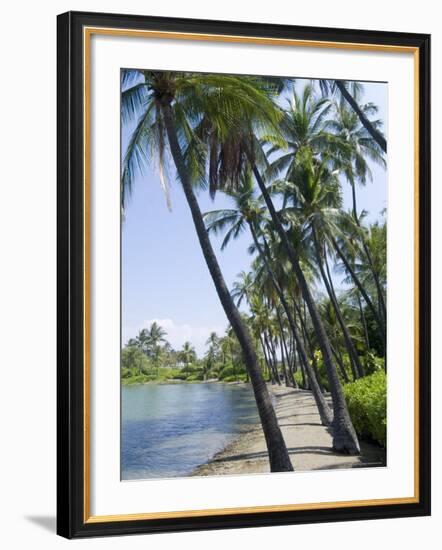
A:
[{"left": 57, "top": 10, "right": 431, "bottom": 539}]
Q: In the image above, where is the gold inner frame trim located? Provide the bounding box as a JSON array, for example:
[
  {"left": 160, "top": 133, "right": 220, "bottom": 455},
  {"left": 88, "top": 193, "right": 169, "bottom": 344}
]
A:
[{"left": 83, "top": 26, "right": 420, "bottom": 524}]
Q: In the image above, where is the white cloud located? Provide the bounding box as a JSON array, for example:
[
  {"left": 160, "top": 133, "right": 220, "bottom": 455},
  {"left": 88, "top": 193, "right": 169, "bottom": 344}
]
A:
[{"left": 128, "top": 318, "right": 226, "bottom": 356}]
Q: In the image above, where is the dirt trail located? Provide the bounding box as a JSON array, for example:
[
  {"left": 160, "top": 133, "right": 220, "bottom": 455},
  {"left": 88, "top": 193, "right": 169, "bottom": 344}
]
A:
[{"left": 193, "top": 385, "right": 385, "bottom": 476}]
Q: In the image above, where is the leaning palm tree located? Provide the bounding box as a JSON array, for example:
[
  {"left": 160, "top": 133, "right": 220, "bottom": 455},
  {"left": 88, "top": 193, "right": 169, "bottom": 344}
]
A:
[
  {"left": 318, "top": 79, "right": 386, "bottom": 153},
  {"left": 202, "top": 81, "right": 356, "bottom": 447},
  {"left": 333, "top": 212, "right": 386, "bottom": 352},
  {"left": 250, "top": 89, "right": 360, "bottom": 453},
  {"left": 281, "top": 149, "right": 365, "bottom": 379},
  {"left": 329, "top": 103, "right": 387, "bottom": 324},
  {"left": 205, "top": 173, "right": 333, "bottom": 426},
  {"left": 122, "top": 70, "right": 293, "bottom": 471}
]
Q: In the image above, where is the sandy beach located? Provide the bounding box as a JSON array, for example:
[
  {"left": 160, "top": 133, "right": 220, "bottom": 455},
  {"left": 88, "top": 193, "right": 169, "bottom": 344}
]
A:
[{"left": 193, "top": 385, "right": 386, "bottom": 476}]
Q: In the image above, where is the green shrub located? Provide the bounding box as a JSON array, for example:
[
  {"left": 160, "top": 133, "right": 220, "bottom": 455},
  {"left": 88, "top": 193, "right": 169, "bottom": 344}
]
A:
[
  {"left": 363, "top": 352, "right": 385, "bottom": 375},
  {"left": 182, "top": 364, "right": 197, "bottom": 373},
  {"left": 142, "top": 368, "right": 157, "bottom": 377},
  {"left": 222, "top": 374, "right": 247, "bottom": 383},
  {"left": 121, "top": 346, "right": 150, "bottom": 373},
  {"left": 344, "top": 370, "right": 387, "bottom": 447},
  {"left": 123, "top": 374, "right": 147, "bottom": 385},
  {"left": 167, "top": 368, "right": 183, "bottom": 378},
  {"left": 315, "top": 351, "right": 356, "bottom": 390},
  {"left": 186, "top": 373, "right": 204, "bottom": 382},
  {"left": 172, "top": 373, "right": 188, "bottom": 380},
  {"left": 293, "top": 370, "right": 304, "bottom": 387},
  {"left": 218, "top": 365, "right": 235, "bottom": 380}
]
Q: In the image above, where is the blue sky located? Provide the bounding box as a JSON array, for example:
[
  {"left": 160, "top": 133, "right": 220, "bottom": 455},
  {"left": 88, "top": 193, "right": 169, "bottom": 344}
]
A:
[{"left": 122, "top": 77, "right": 387, "bottom": 356}]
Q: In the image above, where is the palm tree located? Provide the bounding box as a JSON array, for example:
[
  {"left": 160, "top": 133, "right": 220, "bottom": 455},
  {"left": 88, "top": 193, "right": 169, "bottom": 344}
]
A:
[
  {"left": 334, "top": 81, "right": 386, "bottom": 152},
  {"left": 230, "top": 271, "right": 255, "bottom": 308},
  {"left": 145, "top": 321, "right": 167, "bottom": 346},
  {"left": 134, "top": 328, "right": 150, "bottom": 355},
  {"left": 330, "top": 103, "right": 387, "bottom": 324},
  {"left": 279, "top": 148, "right": 365, "bottom": 379},
  {"left": 126, "top": 337, "right": 140, "bottom": 348},
  {"left": 204, "top": 332, "right": 220, "bottom": 379},
  {"left": 122, "top": 70, "right": 293, "bottom": 471},
  {"left": 205, "top": 174, "right": 333, "bottom": 425},
  {"left": 318, "top": 79, "right": 386, "bottom": 152},
  {"left": 144, "top": 322, "right": 168, "bottom": 375},
  {"left": 251, "top": 89, "right": 360, "bottom": 453},
  {"left": 332, "top": 212, "right": 386, "bottom": 351},
  {"left": 178, "top": 341, "right": 197, "bottom": 369},
  {"left": 248, "top": 295, "right": 280, "bottom": 384}
]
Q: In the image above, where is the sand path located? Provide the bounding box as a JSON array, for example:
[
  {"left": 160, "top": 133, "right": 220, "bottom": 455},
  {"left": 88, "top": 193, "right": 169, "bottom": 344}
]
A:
[{"left": 193, "top": 385, "right": 385, "bottom": 476}]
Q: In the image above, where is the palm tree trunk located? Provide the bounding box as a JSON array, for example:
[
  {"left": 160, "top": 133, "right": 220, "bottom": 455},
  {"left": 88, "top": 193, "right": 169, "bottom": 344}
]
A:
[
  {"left": 161, "top": 102, "right": 293, "bottom": 472},
  {"left": 293, "top": 299, "right": 314, "bottom": 358},
  {"left": 249, "top": 223, "right": 333, "bottom": 426},
  {"left": 278, "top": 313, "right": 297, "bottom": 387},
  {"left": 330, "top": 234, "right": 386, "bottom": 354},
  {"left": 350, "top": 181, "right": 387, "bottom": 324},
  {"left": 292, "top": 299, "right": 328, "bottom": 392},
  {"left": 288, "top": 334, "right": 298, "bottom": 381},
  {"left": 323, "top": 237, "right": 365, "bottom": 379},
  {"left": 270, "top": 335, "right": 280, "bottom": 383},
  {"left": 330, "top": 343, "right": 350, "bottom": 383},
  {"left": 312, "top": 227, "right": 364, "bottom": 379},
  {"left": 275, "top": 309, "right": 292, "bottom": 387},
  {"left": 279, "top": 337, "right": 290, "bottom": 387},
  {"left": 251, "top": 165, "right": 359, "bottom": 453},
  {"left": 296, "top": 349, "right": 307, "bottom": 388},
  {"left": 357, "top": 292, "right": 371, "bottom": 350},
  {"left": 264, "top": 333, "right": 280, "bottom": 385},
  {"left": 259, "top": 333, "right": 273, "bottom": 382},
  {"left": 335, "top": 80, "right": 387, "bottom": 152}
]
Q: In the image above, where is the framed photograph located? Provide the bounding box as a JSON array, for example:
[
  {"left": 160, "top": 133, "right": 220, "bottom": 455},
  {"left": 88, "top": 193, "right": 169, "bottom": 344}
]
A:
[{"left": 57, "top": 11, "right": 431, "bottom": 538}]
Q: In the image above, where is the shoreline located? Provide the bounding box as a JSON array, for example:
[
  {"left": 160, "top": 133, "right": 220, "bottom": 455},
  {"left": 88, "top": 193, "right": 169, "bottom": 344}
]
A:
[
  {"left": 122, "top": 379, "right": 249, "bottom": 386},
  {"left": 192, "top": 385, "right": 386, "bottom": 476}
]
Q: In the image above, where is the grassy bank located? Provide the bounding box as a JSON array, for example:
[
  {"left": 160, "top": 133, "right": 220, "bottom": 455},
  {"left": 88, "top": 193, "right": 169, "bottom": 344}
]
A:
[{"left": 122, "top": 367, "right": 248, "bottom": 386}]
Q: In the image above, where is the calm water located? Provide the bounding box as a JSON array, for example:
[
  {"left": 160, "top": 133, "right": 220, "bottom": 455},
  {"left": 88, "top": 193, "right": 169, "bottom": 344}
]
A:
[{"left": 122, "top": 383, "right": 260, "bottom": 480}]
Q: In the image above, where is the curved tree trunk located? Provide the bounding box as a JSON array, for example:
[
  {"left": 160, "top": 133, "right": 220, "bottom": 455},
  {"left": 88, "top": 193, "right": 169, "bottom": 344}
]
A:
[
  {"left": 313, "top": 229, "right": 365, "bottom": 378},
  {"left": 249, "top": 223, "right": 333, "bottom": 426},
  {"left": 357, "top": 292, "right": 371, "bottom": 351},
  {"left": 330, "top": 343, "right": 350, "bottom": 383},
  {"left": 335, "top": 80, "right": 387, "bottom": 153},
  {"left": 350, "top": 181, "right": 387, "bottom": 325},
  {"left": 279, "top": 337, "right": 290, "bottom": 387},
  {"left": 259, "top": 333, "right": 273, "bottom": 382},
  {"left": 251, "top": 165, "right": 359, "bottom": 453},
  {"left": 330, "top": 234, "right": 386, "bottom": 354},
  {"left": 278, "top": 313, "right": 298, "bottom": 388},
  {"left": 293, "top": 299, "right": 318, "bottom": 368},
  {"left": 288, "top": 334, "right": 299, "bottom": 385},
  {"left": 298, "top": 349, "right": 309, "bottom": 389},
  {"left": 275, "top": 308, "right": 293, "bottom": 387},
  {"left": 161, "top": 102, "right": 293, "bottom": 472},
  {"left": 265, "top": 333, "right": 281, "bottom": 385},
  {"left": 312, "top": 226, "right": 364, "bottom": 379}
]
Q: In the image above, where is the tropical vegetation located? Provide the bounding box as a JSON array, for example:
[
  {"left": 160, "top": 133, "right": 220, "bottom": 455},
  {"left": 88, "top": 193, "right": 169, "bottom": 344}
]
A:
[{"left": 121, "top": 70, "right": 387, "bottom": 469}]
